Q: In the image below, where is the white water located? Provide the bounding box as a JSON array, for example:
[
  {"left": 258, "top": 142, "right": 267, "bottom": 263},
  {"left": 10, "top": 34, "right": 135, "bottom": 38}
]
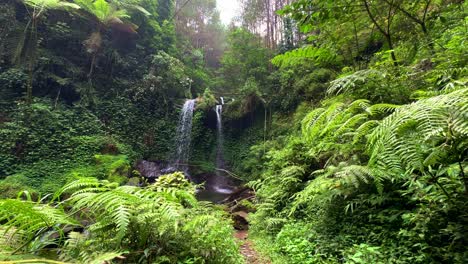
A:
[
  {"left": 213, "top": 97, "right": 233, "bottom": 193},
  {"left": 173, "top": 99, "right": 196, "bottom": 171},
  {"left": 215, "top": 104, "right": 225, "bottom": 172}
]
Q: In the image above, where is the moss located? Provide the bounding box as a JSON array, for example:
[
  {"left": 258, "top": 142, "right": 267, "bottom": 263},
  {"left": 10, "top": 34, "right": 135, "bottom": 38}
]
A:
[
  {"left": 94, "top": 154, "right": 131, "bottom": 180},
  {"left": 190, "top": 109, "right": 216, "bottom": 173},
  {"left": 0, "top": 175, "right": 38, "bottom": 199},
  {"left": 127, "top": 177, "right": 142, "bottom": 186},
  {"left": 0, "top": 154, "right": 132, "bottom": 196}
]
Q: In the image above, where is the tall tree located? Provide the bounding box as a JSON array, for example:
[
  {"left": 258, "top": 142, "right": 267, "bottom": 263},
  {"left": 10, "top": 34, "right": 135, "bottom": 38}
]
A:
[
  {"left": 239, "top": 0, "right": 293, "bottom": 48},
  {"left": 362, "top": 0, "right": 399, "bottom": 65},
  {"left": 175, "top": 0, "right": 225, "bottom": 68}
]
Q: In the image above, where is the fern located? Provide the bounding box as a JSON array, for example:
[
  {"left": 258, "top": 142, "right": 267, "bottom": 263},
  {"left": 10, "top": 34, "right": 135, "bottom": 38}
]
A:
[
  {"left": 272, "top": 45, "right": 338, "bottom": 68},
  {"left": 366, "top": 103, "right": 401, "bottom": 115},
  {"left": 58, "top": 178, "right": 186, "bottom": 249},
  {"left": 368, "top": 88, "right": 468, "bottom": 177},
  {"left": 54, "top": 176, "right": 243, "bottom": 263},
  {"left": 61, "top": 231, "right": 127, "bottom": 264},
  {"left": 289, "top": 175, "right": 335, "bottom": 216},
  {"left": 0, "top": 199, "right": 79, "bottom": 253},
  {"left": 412, "top": 77, "right": 467, "bottom": 99},
  {"left": 327, "top": 69, "right": 385, "bottom": 95},
  {"left": 300, "top": 100, "right": 374, "bottom": 164}
]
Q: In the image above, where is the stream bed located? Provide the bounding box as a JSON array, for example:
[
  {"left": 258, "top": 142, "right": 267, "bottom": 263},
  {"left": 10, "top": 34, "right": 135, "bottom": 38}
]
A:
[{"left": 191, "top": 172, "right": 240, "bottom": 203}]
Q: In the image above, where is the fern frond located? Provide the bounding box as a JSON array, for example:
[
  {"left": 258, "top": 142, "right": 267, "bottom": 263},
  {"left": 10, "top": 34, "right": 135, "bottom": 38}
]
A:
[
  {"left": 336, "top": 165, "right": 373, "bottom": 188},
  {"left": 366, "top": 103, "right": 401, "bottom": 115},
  {"left": 354, "top": 120, "right": 380, "bottom": 143},
  {"left": 0, "top": 199, "right": 79, "bottom": 251},
  {"left": 327, "top": 69, "right": 384, "bottom": 95},
  {"left": 88, "top": 251, "right": 128, "bottom": 264},
  {"left": 272, "top": 46, "right": 338, "bottom": 68},
  {"left": 368, "top": 88, "right": 468, "bottom": 177},
  {"left": 58, "top": 177, "right": 104, "bottom": 196}
]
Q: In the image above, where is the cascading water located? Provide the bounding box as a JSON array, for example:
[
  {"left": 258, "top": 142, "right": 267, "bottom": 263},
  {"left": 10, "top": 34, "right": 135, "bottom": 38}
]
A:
[
  {"left": 172, "top": 99, "right": 196, "bottom": 171},
  {"left": 215, "top": 99, "right": 225, "bottom": 172},
  {"left": 212, "top": 97, "right": 233, "bottom": 193}
]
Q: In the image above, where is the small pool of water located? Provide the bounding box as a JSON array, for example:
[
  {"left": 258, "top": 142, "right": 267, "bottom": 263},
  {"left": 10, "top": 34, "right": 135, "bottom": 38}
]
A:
[
  {"left": 191, "top": 172, "right": 240, "bottom": 203},
  {"left": 196, "top": 188, "right": 233, "bottom": 203}
]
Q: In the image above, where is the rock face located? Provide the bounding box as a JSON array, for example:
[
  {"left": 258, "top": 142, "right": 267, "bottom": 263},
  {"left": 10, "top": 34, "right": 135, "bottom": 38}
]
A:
[
  {"left": 223, "top": 187, "right": 255, "bottom": 205},
  {"left": 232, "top": 211, "right": 249, "bottom": 230},
  {"left": 135, "top": 160, "right": 172, "bottom": 180},
  {"left": 224, "top": 187, "right": 256, "bottom": 231}
]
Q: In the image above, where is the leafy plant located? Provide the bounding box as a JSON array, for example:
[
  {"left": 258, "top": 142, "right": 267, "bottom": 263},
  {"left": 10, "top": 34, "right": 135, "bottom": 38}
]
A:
[{"left": 15, "top": 0, "right": 80, "bottom": 104}]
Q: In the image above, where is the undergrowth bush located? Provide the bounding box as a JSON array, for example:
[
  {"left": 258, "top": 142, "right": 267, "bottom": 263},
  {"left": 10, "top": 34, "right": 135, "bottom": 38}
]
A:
[
  {"left": 248, "top": 87, "right": 468, "bottom": 263},
  {"left": 0, "top": 174, "right": 243, "bottom": 263}
]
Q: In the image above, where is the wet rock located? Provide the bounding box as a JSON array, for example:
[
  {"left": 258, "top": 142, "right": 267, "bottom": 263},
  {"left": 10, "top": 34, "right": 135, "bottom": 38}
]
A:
[
  {"left": 232, "top": 211, "right": 249, "bottom": 230},
  {"left": 135, "top": 160, "right": 169, "bottom": 179},
  {"left": 222, "top": 187, "right": 256, "bottom": 214},
  {"left": 223, "top": 187, "right": 255, "bottom": 204}
]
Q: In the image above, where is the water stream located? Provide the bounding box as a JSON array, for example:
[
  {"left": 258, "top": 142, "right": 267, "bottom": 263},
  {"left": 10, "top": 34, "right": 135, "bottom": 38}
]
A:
[
  {"left": 212, "top": 97, "right": 234, "bottom": 194},
  {"left": 140, "top": 97, "right": 237, "bottom": 202},
  {"left": 172, "top": 99, "right": 196, "bottom": 172},
  {"left": 215, "top": 102, "right": 225, "bottom": 174}
]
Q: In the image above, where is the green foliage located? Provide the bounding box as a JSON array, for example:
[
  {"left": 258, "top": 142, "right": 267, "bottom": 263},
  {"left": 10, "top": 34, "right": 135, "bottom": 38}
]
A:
[
  {"left": 190, "top": 110, "right": 216, "bottom": 172},
  {"left": 219, "top": 28, "right": 270, "bottom": 94},
  {"left": 248, "top": 92, "right": 468, "bottom": 263},
  {"left": 223, "top": 115, "right": 265, "bottom": 177},
  {"left": 196, "top": 87, "right": 217, "bottom": 111},
  {"left": 0, "top": 153, "right": 131, "bottom": 195},
  {"left": 94, "top": 96, "right": 175, "bottom": 161},
  {"left": 0, "top": 100, "right": 104, "bottom": 176},
  {"left": 0, "top": 198, "right": 80, "bottom": 254},
  {"left": 273, "top": 222, "right": 337, "bottom": 264},
  {"left": 0, "top": 177, "right": 242, "bottom": 263},
  {"left": 368, "top": 87, "right": 468, "bottom": 177},
  {"left": 0, "top": 99, "right": 134, "bottom": 194},
  {"left": 153, "top": 171, "right": 194, "bottom": 194},
  {"left": 93, "top": 154, "right": 131, "bottom": 183},
  {"left": 1, "top": 0, "right": 467, "bottom": 263},
  {"left": 0, "top": 176, "right": 38, "bottom": 199},
  {"left": 272, "top": 46, "right": 340, "bottom": 69},
  {"left": 0, "top": 68, "right": 28, "bottom": 104},
  {"left": 144, "top": 51, "right": 191, "bottom": 97},
  {"left": 344, "top": 244, "right": 384, "bottom": 264}
]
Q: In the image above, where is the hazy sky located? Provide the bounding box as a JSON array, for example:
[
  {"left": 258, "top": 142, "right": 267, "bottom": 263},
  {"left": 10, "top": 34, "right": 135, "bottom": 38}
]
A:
[{"left": 216, "top": 0, "right": 241, "bottom": 25}]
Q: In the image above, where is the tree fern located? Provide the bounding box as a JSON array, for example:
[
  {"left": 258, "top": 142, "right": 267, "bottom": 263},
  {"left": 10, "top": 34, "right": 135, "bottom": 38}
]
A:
[
  {"left": 368, "top": 88, "right": 468, "bottom": 177},
  {"left": 327, "top": 69, "right": 385, "bottom": 95},
  {"left": 300, "top": 99, "right": 374, "bottom": 164},
  {"left": 272, "top": 45, "right": 338, "bottom": 68}
]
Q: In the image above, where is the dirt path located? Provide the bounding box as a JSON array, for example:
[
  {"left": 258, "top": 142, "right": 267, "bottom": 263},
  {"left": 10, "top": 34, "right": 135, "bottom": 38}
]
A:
[{"left": 235, "top": 229, "right": 270, "bottom": 264}]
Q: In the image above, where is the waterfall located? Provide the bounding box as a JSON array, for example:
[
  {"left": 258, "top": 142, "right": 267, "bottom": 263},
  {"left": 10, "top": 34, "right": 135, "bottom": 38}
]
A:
[
  {"left": 215, "top": 101, "right": 225, "bottom": 172},
  {"left": 213, "top": 97, "right": 233, "bottom": 193},
  {"left": 173, "top": 99, "right": 196, "bottom": 171}
]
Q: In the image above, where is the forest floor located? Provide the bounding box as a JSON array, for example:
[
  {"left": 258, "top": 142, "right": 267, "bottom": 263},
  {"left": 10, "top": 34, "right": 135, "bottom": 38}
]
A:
[
  {"left": 235, "top": 230, "right": 270, "bottom": 264},
  {"left": 233, "top": 211, "right": 270, "bottom": 264}
]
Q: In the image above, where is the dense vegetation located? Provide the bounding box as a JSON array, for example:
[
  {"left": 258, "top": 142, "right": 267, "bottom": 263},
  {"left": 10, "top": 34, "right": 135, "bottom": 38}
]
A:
[{"left": 0, "top": 0, "right": 467, "bottom": 263}]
